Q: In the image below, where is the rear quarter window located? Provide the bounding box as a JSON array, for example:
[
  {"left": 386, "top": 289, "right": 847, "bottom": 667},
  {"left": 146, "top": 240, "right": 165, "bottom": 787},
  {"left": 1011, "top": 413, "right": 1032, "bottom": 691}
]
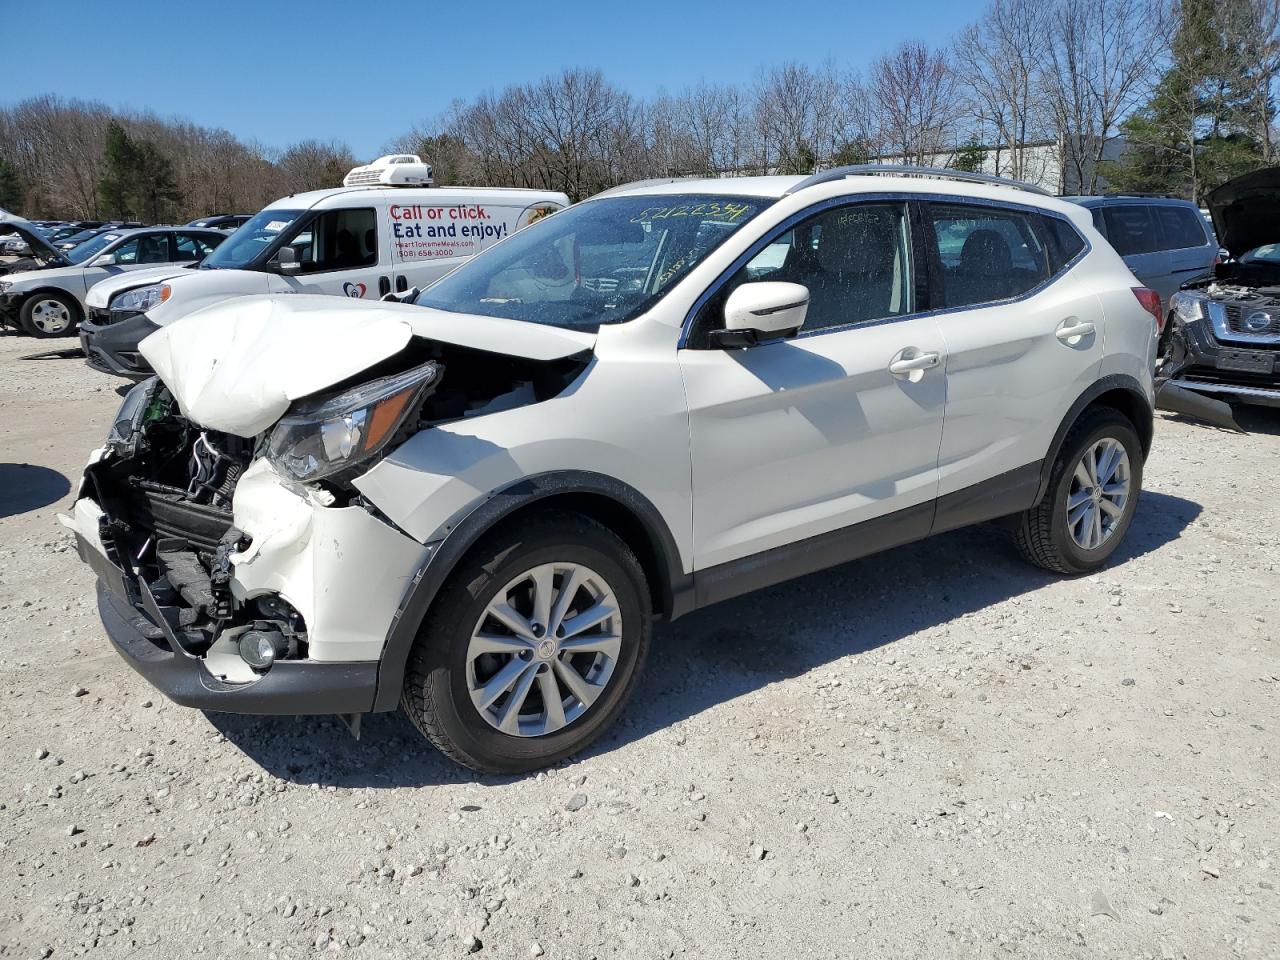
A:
[{"left": 1041, "top": 215, "right": 1086, "bottom": 271}]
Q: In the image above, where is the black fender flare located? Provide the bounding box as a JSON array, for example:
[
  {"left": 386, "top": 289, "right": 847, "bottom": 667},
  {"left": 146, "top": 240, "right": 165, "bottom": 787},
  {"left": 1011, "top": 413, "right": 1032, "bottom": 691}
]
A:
[
  {"left": 1034, "top": 373, "right": 1154, "bottom": 504},
  {"left": 369, "top": 470, "right": 690, "bottom": 712}
]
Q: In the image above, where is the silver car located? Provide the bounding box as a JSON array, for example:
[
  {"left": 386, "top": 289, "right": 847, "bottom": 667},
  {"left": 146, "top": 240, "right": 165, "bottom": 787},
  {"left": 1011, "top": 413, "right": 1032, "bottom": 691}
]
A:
[{"left": 0, "top": 225, "right": 228, "bottom": 337}]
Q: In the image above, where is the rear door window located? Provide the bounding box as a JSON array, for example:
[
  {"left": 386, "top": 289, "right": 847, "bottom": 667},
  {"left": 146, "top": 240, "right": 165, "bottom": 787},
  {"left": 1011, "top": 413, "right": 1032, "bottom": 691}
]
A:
[
  {"left": 1101, "top": 205, "right": 1161, "bottom": 256},
  {"left": 1153, "top": 205, "right": 1208, "bottom": 249},
  {"left": 924, "top": 203, "right": 1049, "bottom": 309}
]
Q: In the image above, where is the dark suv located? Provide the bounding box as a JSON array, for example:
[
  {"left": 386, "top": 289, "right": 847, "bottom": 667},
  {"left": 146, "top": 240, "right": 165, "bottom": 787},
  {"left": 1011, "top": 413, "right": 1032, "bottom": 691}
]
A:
[{"left": 1065, "top": 195, "right": 1218, "bottom": 309}]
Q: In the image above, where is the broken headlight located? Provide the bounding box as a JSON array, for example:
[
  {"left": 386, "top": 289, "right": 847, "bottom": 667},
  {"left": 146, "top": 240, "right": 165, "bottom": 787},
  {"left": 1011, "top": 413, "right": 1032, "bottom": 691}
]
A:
[
  {"left": 107, "top": 376, "right": 159, "bottom": 447},
  {"left": 1169, "top": 291, "right": 1207, "bottom": 325},
  {"left": 265, "top": 361, "right": 439, "bottom": 482}
]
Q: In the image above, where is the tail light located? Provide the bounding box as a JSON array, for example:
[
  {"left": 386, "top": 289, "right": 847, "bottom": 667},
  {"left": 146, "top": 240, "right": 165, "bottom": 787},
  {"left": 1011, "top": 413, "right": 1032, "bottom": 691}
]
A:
[{"left": 1132, "top": 287, "right": 1165, "bottom": 333}]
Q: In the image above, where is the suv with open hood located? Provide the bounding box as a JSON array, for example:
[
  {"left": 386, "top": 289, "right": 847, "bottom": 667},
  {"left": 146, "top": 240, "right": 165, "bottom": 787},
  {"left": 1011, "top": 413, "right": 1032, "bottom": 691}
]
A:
[
  {"left": 62, "top": 167, "right": 1158, "bottom": 773},
  {"left": 1160, "top": 167, "right": 1280, "bottom": 406}
]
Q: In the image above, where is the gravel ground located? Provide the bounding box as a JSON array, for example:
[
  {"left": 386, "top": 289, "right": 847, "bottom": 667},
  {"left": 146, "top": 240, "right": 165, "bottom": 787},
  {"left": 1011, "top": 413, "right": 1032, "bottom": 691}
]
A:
[{"left": 0, "top": 328, "right": 1277, "bottom": 960}]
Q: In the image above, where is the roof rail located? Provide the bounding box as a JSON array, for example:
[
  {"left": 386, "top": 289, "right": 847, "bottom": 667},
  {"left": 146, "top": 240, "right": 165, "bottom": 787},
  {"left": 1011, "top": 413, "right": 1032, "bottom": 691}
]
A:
[{"left": 784, "top": 164, "right": 1052, "bottom": 197}]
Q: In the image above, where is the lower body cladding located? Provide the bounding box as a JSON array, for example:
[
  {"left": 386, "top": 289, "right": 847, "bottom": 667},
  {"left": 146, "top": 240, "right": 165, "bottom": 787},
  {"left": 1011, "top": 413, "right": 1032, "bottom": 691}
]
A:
[{"left": 63, "top": 456, "right": 430, "bottom": 717}]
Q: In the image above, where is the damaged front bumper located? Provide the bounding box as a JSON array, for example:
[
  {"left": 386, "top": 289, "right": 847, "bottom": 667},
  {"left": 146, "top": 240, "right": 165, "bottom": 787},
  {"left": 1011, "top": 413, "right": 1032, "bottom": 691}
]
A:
[
  {"left": 64, "top": 454, "right": 432, "bottom": 717},
  {"left": 79, "top": 310, "right": 159, "bottom": 380},
  {"left": 1163, "top": 313, "right": 1280, "bottom": 406}
]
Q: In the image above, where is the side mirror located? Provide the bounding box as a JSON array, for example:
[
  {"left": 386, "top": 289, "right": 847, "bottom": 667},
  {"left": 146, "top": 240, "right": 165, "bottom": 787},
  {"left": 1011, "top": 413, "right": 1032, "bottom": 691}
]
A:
[
  {"left": 92, "top": 254, "right": 117, "bottom": 267},
  {"left": 273, "top": 245, "right": 301, "bottom": 274},
  {"left": 711, "top": 282, "right": 809, "bottom": 349}
]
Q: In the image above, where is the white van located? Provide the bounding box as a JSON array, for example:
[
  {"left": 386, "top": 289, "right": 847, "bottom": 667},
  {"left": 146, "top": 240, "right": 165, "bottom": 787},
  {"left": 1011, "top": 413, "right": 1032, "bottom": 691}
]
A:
[{"left": 80, "top": 156, "right": 568, "bottom": 377}]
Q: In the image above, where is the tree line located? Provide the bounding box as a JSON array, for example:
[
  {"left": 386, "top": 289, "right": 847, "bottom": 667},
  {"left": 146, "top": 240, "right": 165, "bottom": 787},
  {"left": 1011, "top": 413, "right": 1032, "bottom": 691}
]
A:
[{"left": 2, "top": 0, "right": 1277, "bottom": 220}]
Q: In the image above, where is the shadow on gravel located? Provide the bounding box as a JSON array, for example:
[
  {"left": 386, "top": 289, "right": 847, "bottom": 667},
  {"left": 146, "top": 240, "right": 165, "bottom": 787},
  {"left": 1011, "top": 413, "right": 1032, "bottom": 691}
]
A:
[
  {"left": 210, "top": 490, "right": 1201, "bottom": 788},
  {"left": 0, "top": 462, "right": 71, "bottom": 518}
]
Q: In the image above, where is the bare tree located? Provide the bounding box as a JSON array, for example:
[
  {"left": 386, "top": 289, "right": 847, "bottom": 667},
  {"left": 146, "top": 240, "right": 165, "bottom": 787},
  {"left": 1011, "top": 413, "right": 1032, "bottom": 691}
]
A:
[
  {"left": 870, "top": 41, "right": 959, "bottom": 164},
  {"left": 1044, "top": 0, "right": 1163, "bottom": 192},
  {"left": 954, "top": 0, "right": 1053, "bottom": 181}
]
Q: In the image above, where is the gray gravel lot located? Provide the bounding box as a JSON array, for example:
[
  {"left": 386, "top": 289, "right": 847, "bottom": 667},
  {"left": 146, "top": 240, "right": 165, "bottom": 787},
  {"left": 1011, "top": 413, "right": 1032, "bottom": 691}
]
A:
[{"left": 0, "top": 329, "right": 1277, "bottom": 959}]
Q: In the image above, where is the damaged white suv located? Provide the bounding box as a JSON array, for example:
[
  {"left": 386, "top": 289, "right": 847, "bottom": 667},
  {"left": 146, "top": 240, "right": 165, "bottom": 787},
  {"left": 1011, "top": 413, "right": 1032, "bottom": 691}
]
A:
[{"left": 64, "top": 167, "right": 1159, "bottom": 773}]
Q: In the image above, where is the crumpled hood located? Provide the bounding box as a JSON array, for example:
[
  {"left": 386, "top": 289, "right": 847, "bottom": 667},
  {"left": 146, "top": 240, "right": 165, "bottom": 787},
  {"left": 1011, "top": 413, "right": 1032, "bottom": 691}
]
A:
[
  {"left": 139, "top": 294, "right": 595, "bottom": 438},
  {"left": 1207, "top": 167, "right": 1280, "bottom": 256}
]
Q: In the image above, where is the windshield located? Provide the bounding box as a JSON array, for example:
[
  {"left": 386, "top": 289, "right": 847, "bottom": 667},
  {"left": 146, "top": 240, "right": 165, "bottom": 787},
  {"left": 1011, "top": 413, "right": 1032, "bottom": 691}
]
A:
[
  {"left": 1240, "top": 243, "right": 1280, "bottom": 264},
  {"left": 202, "top": 208, "right": 305, "bottom": 269},
  {"left": 414, "top": 194, "right": 773, "bottom": 330},
  {"left": 66, "top": 231, "right": 123, "bottom": 264}
]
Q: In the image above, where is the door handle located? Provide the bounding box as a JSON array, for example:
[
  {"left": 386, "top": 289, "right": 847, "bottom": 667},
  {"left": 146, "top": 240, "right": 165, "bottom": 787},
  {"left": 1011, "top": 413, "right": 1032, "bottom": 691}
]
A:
[
  {"left": 378, "top": 276, "right": 391, "bottom": 297},
  {"left": 888, "top": 350, "right": 940, "bottom": 376},
  {"left": 395, "top": 275, "right": 408, "bottom": 292},
  {"left": 1055, "top": 319, "right": 1095, "bottom": 342}
]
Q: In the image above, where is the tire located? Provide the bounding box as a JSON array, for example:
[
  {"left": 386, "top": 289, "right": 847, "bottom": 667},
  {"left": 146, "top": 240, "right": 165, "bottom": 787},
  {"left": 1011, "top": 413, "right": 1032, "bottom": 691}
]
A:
[
  {"left": 1014, "top": 408, "right": 1143, "bottom": 575},
  {"left": 401, "top": 512, "right": 652, "bottom": 774},
  {"left": 20, "top": 291, "right": 80, "bottom": 338}
]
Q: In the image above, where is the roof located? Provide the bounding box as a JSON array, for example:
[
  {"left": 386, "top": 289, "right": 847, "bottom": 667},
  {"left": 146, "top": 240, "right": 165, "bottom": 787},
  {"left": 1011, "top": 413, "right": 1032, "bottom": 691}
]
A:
[
  {"left": 267, "top": 184, "right": 571, "bottom": 209},
  {"left": 594, "top": 170, "right": 1087, "bottom": 219}
]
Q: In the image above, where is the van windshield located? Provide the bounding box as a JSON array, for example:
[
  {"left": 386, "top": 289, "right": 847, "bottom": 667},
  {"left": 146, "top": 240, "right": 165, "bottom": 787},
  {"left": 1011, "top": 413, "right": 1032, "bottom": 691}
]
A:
[
  {"left": 414, "top": 194, "right": 772, "bottom": 330},
  {"left": 202, "top": 209, "right": 305, "bottom": 270}
]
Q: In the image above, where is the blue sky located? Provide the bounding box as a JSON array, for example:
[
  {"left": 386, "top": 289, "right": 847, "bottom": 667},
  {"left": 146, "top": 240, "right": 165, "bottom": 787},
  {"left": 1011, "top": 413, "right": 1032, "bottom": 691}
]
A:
[{"left": 5, "top": 0, "right": 976, "bottom": 158}]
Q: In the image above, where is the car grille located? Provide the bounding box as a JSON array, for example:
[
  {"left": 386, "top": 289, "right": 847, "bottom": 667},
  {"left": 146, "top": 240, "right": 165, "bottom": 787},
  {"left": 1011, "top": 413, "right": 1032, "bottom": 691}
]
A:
[
  {"left": 1223, "top": 302, "right": 1280, "bottom": 338},
  {"left": 89, "top": 306, "right": 142, "bottom": 327}
]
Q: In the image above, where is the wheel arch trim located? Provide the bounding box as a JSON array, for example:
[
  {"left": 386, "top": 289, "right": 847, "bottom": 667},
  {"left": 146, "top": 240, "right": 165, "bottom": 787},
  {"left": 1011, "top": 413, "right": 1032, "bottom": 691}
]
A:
[
  {"left": 369, "top": 470, "right": 690, "bottom": 712},
  {"left": 1035, "top": 374, "right": 1153, "bottom": 505}
]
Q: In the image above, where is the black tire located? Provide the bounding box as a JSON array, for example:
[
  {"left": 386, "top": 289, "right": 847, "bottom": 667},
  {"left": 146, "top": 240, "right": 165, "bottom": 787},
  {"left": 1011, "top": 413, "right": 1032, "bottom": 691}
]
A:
[
  {"left": 19, "top": 290, "right": 81, "bottom": 338},
  {"left": 1014, "top": 408, "right": 1143, "bottom": 575},
  {"left": 401, "top": 512, "right": 652, "bottom": 774}
]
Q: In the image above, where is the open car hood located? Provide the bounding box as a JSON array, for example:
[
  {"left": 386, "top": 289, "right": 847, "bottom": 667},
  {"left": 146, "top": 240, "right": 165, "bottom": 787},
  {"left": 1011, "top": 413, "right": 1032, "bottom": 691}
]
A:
[
  {"left": 139, "top": 295, "right": 595, "bottom": 437},
  {"left": 1207, "top": 167, "right": 1280, "bottom": 257},
  {"left": 0, "top": 213, "right": 68, "bottom": 265}
]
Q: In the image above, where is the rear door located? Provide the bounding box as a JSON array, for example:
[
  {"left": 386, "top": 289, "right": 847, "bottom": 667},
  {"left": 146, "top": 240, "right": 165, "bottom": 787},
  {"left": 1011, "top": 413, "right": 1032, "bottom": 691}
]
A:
[
  {"left": 922, "top": 201, "right": 1106, "bottom": 513},
  {"left": 1098, "top": 204, "right": 1172, "bottom": 299},
  {"left": 267, "top": 206, "right": 389, "bottom": 301}
]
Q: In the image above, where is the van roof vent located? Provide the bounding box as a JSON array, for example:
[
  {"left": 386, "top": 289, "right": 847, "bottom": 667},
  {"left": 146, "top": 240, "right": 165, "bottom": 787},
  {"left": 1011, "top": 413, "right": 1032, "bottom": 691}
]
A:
[{"left": 343, "top": 155, "right": 434, "bottom": 188}]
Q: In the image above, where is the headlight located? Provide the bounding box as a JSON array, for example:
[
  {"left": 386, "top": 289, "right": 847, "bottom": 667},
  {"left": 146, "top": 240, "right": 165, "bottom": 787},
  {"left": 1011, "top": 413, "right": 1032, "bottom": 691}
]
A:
[
  {"left": 111, "top": 283, "right": 170, "bottom": 313},
  {"left": 1169, "top": 291, "right": 1207, "bottom": 324},
  {"left": 0, "top": 280, "right": 12, "bottom": 292},
  {"left": 266, "top": 361, "right": 440, "bottom": 482}
]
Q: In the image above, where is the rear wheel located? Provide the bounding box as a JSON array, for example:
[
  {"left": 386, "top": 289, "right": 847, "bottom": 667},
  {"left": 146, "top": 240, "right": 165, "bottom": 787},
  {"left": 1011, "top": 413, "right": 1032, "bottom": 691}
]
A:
[
  {"left": 1014, "top": 408, "right": 1143, "bottom": 575},
  {"left": 20, "top": 291, "right": 80, "bottom": 337},
  {"left": 401, "top": 512, "right": 651, "bottom": 773}
]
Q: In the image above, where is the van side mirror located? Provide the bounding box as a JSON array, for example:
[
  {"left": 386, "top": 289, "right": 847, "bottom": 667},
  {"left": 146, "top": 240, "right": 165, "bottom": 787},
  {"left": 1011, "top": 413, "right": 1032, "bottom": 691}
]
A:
[
  {"left": 710, "top": 282, "right": 809, "bottom": 349},
  {"left": 273, "top": 245, "right": 301, "bottom": 274}
]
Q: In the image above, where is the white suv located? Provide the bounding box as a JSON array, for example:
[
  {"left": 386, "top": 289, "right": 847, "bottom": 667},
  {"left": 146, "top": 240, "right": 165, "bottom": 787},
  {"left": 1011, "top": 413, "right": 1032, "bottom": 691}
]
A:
[{"left": 63, "top": 167, "right": 1159, "bottom": 773}]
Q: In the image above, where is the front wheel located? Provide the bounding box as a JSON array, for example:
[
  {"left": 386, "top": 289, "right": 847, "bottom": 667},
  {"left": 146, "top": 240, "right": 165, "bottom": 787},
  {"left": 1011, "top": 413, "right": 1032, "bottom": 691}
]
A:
[
  {"left": 1014, "top": 408, "right": 1143, "bottom": 575},
  {"left": 20, "top": 291, "right": 80, "bottom": 337},
  {"left": 401, "top": 512, "right": 651, "bottom": 774}
]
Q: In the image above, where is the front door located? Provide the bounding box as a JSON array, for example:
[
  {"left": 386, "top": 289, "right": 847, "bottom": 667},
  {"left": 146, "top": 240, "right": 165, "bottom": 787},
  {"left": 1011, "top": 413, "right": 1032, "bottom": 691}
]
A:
[
  {"left": 268, "top": 206, "right": 390, "bottom": 301},
  {"left": 679, "top": 200, "right": 946, "bottom": 570}
]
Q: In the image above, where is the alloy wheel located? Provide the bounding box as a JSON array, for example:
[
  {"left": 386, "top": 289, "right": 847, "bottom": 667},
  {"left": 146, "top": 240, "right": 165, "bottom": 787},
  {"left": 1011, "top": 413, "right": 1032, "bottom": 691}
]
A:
[
  {"left": 1065, "top": 437, "right": 1131, "bottom": 550},
  {"left": 466, "top": 562, "right": 621, "bottom": 737}
]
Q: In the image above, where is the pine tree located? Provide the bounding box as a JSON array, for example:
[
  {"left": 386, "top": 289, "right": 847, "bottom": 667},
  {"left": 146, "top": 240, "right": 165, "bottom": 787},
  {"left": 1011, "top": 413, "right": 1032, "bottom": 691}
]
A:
[
  {"left": 0, "top": 155, "right": 23, "bottom": 211},
  {"left": 1105, "top": 0, "right": 1271, "bottom": 200},
  {"left": 952, "top": 137, "right": 988, "bottom": 173},
  {"left": 99, "top": 121, "right": 140, "bottom": 218}
]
